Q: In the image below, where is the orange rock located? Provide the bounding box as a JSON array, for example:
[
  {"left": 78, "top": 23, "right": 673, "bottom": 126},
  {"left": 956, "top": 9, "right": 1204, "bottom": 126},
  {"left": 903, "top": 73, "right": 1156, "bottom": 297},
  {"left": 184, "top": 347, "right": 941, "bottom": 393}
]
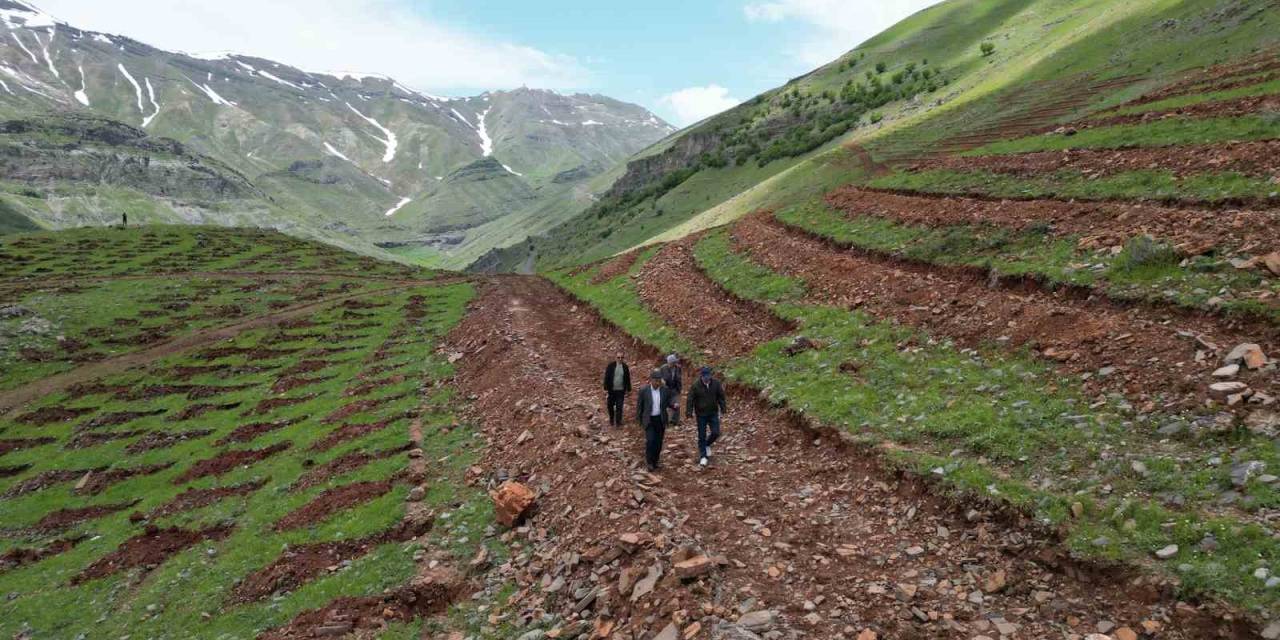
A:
[
  {"left": 489, "top": 481, "right": 535, "bottom": 527},
  {"left": 674, "top": 556, "right": 714, "bottom": 580},
  {"left": 1114, "top": 627, "right": 1138, "bottom": 640},
  {"left": 856, "top": 630, "right": 878, "bottom": 640},
  {"left": 1263, "top": 251, "right": 1280, "bottom": 277}
]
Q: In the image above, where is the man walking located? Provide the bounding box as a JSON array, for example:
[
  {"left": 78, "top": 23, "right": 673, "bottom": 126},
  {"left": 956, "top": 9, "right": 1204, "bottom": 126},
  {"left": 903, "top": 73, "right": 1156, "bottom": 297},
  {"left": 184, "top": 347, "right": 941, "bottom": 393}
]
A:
[
  {"left": 602, "top": 352, "right": 631, "bottom": 428},
  {"left": 686, "top": 366, "right": 727, "bottom": 467},
  {"left": 636, "top": 369, "right": 672, "bottom": 471},
  {"left": 660, "top": 354, "right": 683, "bottom": 425}
]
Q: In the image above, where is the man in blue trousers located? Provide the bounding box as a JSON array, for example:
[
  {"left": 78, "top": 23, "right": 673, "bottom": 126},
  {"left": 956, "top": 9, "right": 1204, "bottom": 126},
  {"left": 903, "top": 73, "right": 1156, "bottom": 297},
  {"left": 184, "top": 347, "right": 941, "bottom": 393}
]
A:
[{"left": 686, "top": 366, "right": 727, "bottom": 467}]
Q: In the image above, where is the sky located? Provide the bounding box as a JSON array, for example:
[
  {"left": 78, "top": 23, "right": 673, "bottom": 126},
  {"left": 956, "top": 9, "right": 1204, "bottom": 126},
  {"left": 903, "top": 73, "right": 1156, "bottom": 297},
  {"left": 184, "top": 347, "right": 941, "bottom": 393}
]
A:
[{"left": 35, "top": 0, "right": 942, "bottom": 126}]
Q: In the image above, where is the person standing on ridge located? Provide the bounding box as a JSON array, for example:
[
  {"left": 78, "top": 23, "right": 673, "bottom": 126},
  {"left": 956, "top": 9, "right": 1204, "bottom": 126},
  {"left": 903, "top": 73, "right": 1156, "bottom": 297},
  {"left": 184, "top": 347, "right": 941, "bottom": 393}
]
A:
[
  {"left": 602, "top": 352, "right": 631, "bottom": 428},
  {"left": 687, "top": 366, "right": 727, "bottom": 467},
  {"left": 636, "top": 369, "right": 672, "bottom": 471},
  {"left": 121, "top": 212, "right": 127, "bottom": 228},
  {"left": 660, "top": 354, "right": 683, "bottom": 426}
]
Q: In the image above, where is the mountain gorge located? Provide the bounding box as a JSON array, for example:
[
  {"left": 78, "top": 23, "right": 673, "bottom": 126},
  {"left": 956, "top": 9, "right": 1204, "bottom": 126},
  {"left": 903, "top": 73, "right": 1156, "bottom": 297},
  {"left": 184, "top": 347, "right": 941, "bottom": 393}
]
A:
[{"left": 0, "top": 0, "right": 674, "bottom": 266}]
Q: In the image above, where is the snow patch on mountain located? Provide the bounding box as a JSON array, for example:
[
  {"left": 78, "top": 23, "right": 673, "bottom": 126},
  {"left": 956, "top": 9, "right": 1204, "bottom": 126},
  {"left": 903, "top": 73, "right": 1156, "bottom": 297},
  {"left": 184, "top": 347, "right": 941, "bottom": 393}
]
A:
[
  {"left": 476, "top": 106, "right": 494, "bottom": 156},
  {"left": 500, "top": 163, "right": 522, "bottom": 177},
  {"left": 0, "top": 1, "right": 56, "bottom": 29},
  {"left": 383, "top": 197, "right": 412, "bottom": 217},
  {"left": 259, "top": 70, "right": 302, "bottom": 91},
  {"left": 37, "top": 29, "right": 58, "bottom": 80},
  {"left": 581, "top": 120, "right": 604, "bottom": 126},
  {"left": 10, "top": 33, "right": 37, "bottom": 64},
  {"left": 184, "top": 75, "right": 235, "bottom": 107},
  {"left": 117, "top": 63, "right": 142, "bottom": 113},
  {"left": 323, "top": 142, "right": 352, "bottom": 163},
  {"left": 92, "top": 34, "right": 112, "bottom": 45},
  {"left": 142, "top": 77, "right": 160, "bottom": 127},
  {"left": 73, "top": 64, "right": 88, "bottom": 105},
  {"left": 345, "top": 102, "right": 397, "bottom": 163},
  {"left": 0, "top": 78, "right": 10, "bottom": 94}
]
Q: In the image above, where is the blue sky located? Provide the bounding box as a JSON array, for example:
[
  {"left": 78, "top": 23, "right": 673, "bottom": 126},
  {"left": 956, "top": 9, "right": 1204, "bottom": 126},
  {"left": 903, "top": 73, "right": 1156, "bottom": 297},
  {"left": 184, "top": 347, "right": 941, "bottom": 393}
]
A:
[{"left": 37, "top": 0, "right": 941, "bottom": 125}]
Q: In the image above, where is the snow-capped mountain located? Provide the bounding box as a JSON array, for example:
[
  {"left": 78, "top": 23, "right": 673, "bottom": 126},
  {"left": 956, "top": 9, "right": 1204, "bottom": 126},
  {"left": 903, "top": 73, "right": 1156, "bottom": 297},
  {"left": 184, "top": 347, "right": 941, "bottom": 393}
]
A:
[{"left": 0, "top": 1, "right": 676, "bottom": 266}]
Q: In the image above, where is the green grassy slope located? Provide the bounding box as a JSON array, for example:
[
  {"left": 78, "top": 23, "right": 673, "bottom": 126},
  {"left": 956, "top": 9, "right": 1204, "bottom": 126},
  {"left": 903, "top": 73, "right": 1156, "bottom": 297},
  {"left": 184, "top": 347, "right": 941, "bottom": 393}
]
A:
[
  {"left": 0, "top": 226, "right": 501, "bottom": 639},
  {"left": 481, "top": 0, "right": 1280, "bottom": 271}
]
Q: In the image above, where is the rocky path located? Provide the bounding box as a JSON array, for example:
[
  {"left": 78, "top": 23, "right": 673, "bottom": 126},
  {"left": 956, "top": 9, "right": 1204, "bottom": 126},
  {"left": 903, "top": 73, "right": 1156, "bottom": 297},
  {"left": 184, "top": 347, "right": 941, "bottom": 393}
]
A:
[{"left": 445, "top": 276, "right": 1223, "bottom": 640}]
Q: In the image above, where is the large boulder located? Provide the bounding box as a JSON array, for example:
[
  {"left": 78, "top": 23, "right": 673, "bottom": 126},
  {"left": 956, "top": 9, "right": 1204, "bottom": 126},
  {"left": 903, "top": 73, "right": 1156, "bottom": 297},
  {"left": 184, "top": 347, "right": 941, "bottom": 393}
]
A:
[{"left": 490, "top": 481, "right": 535, "bottom": 527}]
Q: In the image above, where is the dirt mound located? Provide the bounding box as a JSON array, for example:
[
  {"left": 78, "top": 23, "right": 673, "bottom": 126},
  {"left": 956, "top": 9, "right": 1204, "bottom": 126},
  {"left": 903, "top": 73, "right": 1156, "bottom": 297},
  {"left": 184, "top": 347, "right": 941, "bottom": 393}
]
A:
[
  {"left": 308, "top": 419, "right": 397, "bottom": 453},
  {"left": 0, "top": 437, "right": 55, "bottom": 456},
  {"left": 166, "top": 364, "right": 232, "bottom": 381},
  {"left": 1089, "top": 93, "right": 1280, "bottom": 128},
  {"left": 291, "top": 445, "right": 410, "bottom": 491},
  {"left": 78, "top": 409, "right": 167, "bottom": 430},
  {"left": 0, "top": 464, "right": 31, "bottom": 477},
  {"left": 169, "top": 402, "right": 242, "bottom": 422},
  {"left": 66, "top": 430, "right": 146, "bottom": 449},
  {"left": 63, "top": 382, "right": 132, "bottom": 401},
  {"left": 256, "top": 569, "right": 462, "bottom": 640},
  {"left": 216, "top": 417, "right": 306, "bottom": 446},
  {"left": 320, "top": 394, "right": 413, "bottom": 424},
  {"left": 16, "top": 406, "right": 94, "bottom": 426},
  {"left": 912, "top": 139, "right": 1280, "bottom": 185},
  {"left": 343, "top": 373, "right": 407, "bottom": 398},
  {"left": 591, "top": 249, "right": 644, "bottom": 284},
  {"left": 270, "top": 374, "right": 335, "bottom": 395},
  {"left": 149, "top": 480, "right": 267, "bottom": 519},
  {"left": 3, "top": 468, "right": 103, "bottom": 497},
  {"left": 273, "top": 480, "right": 395, "bottom": 531},
  {"left": 229, "top": 517, "right": 430, "bottom": 603},
  {"left": 124, "top": 429, "right": 214, "bottom": 453},
  {"left": 241, "top": 395, "right": 317, "bottom": 418},
  {"left": 827, "top": 187, "right": 1280, "bottom": 258},
  {"left": 735, "top": 214, "right": 1276, "bottom": 411},
  {"left": 77, "top": 463, "right": 174, "bottom": 495},
  {"left": 280, "top": 359, "right": 332, "bottom": 376},
  {"left": 1, "top": 536, "right": 87, "bottom": 573},
  {"left": 33, "top": 500, "right": 140, "bottom": 532},
  {"left": 71, "top": 524, "right": 233, "bottom": 585},
  {"left": 174, "top": 442, "right": 291, "bottom": 484},
  {"left": 633, "top": 240, "right": 793, "bottom": 359}
]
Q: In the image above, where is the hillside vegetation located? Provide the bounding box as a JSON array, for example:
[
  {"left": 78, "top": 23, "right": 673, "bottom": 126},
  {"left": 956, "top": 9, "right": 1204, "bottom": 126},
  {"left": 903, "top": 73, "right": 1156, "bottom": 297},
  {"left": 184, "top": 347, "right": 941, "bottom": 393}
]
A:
[{"left": 478, "top": 0, "right": 1280, "bottom": 271}]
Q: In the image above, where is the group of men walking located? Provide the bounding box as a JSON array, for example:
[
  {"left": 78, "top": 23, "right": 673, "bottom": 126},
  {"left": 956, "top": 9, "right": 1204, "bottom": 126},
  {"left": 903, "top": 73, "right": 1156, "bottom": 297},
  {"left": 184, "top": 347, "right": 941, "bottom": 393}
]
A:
[{"left": 603, "top": 353, "right": 727, "bottom": 472}]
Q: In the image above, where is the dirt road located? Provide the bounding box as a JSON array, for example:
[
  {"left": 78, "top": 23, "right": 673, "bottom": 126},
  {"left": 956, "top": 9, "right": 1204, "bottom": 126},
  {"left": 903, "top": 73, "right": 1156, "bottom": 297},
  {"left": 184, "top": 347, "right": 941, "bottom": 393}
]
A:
[{"left": 444, "top": 276, "right": 1229, "bottom": 639}]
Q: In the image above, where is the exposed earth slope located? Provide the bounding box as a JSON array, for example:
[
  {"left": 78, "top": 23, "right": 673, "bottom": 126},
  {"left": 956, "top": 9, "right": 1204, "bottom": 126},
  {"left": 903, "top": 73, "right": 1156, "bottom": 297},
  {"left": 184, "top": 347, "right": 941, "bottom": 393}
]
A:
[{"left": 0, "top": 1, "right": 674, "bottom": 266}]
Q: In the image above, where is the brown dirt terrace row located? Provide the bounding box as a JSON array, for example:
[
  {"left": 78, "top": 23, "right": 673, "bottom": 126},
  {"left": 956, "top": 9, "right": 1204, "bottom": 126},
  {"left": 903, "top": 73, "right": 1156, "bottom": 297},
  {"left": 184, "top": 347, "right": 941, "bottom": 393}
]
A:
[
  {"left": 825, "top": 187, "right": 1280, "bottom": 259},
  {"left": 734, "top": 213, "right": 1277, "bottom": 413}
]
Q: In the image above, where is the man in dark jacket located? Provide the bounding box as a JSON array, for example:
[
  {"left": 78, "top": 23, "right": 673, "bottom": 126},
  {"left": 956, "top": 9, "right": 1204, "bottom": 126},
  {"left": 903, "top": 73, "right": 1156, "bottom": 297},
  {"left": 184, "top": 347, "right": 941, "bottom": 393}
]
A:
[
  {"left": 602, "top": 353, "right": 631, "bottom": 427},
  {"left": 659, "top": 354, "right": 683, "bottom": 425},
  {"left": 636, "top": 369, "right": 672, "bottom": 471},
  {"left": 686, "top": 366, "right": 727, "bottom": 467}
]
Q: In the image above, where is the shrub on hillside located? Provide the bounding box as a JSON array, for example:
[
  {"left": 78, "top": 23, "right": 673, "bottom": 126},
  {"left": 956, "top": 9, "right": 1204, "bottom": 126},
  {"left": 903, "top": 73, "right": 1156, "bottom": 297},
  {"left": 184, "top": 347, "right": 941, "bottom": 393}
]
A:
[{"left": 981, "top": 42, "right": 996, "bottom": 57}]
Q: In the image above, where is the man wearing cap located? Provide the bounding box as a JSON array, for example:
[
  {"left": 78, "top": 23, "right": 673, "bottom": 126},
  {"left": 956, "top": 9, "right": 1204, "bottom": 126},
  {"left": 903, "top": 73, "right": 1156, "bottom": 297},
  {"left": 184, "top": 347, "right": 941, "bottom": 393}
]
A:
[
  {"left": 686, "top": 366, "right": 727, "bottom": 467},
  {"left": 636, "top": 369, "right": 673, "bottom": 471},
  {"left": 659, "top": 354, "right": 683, "bottom": 425},
  {"left": 602, "top": 352, "right": 631, "bottom": 428}
]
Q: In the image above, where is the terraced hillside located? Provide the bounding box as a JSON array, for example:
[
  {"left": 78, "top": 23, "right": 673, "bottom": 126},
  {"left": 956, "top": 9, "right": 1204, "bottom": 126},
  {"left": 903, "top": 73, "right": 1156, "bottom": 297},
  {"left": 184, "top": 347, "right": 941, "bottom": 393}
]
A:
[
  {"left": 480, "top": 0, "right": 1280, "bottom": 272},
  {"left": 0, "top": 227, "right": 505, "bottom": 639},
  {"left": 524, "top": 40, "right": 1280, "bottom": 639}
]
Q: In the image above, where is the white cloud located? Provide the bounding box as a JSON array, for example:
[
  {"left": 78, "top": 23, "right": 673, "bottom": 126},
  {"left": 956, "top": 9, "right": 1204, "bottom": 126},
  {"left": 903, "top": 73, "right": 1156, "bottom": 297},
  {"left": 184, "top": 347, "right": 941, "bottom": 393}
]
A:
[
  {"left": 744, "top": 0, "right": 941, "bottom": 66},
  {"left": 658, "top": 85, "right": 739, "bottom": 126},
  {"left": 34, "top": 0, "right": 588, "bottom": 92}
]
